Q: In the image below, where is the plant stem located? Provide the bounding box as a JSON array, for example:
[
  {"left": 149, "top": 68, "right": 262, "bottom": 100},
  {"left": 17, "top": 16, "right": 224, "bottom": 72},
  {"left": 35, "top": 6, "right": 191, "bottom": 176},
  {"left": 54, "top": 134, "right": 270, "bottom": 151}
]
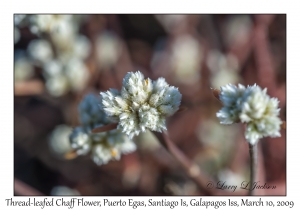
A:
[
  {"left": 248, "top": 143, "right": 258, "bottom": 195},
  {"left": 91, "top": 123, "right": 118, "bottom": 133},
  {"left": 154, "top": 131, "right": 212, "bottom": 195}
]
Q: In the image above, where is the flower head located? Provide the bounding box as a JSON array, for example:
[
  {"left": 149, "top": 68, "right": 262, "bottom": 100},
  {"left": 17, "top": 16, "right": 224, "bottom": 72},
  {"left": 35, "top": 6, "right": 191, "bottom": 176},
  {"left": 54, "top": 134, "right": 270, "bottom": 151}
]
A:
[
  {"left": 100, "top": 71, "right": 182, "bottom": 139},
  {"left": 91, "top": 130, "right": 136, "bottom": 165},
  {"left": 69, "top": 126, "right": 136, "bottom": 166},
  {"left": 69, "top": 93, "right": 136, "bottom": 165},
  {"left": 216, "top": 84, "right": 282, "bottom": 144}
]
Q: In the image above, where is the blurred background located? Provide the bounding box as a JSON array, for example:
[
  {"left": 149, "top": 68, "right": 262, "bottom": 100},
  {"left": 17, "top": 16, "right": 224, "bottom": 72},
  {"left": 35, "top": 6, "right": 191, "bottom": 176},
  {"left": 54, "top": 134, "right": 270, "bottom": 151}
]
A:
[{"left": 14, "top": 14, "right": 286, "bottom": 196}]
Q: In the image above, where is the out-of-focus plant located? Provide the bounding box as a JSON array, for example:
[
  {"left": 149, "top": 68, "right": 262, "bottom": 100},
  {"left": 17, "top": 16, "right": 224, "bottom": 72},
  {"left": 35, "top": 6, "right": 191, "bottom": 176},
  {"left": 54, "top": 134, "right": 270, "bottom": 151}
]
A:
[
  {"left": 14, "top": 14, "right": 27, "bottom": 44},
  {"left": 207, "top": 50, "right": 240, "bottom": 88},
  {"left": 96, "top": 31, "right": 122, "bottom": 70},
  {"left": 49, "top": 124, "right": 73, "bottom": 158},
  {"left": 50, "top": 186, "right": 80, "bottom": 196},
  {"left": 196, "top": 119, "right": 241, "bottom": 175},
  {"left": 15, "top": 14, "right": 91, "bottom": 97},
  {"left": 224, "top": 15, "right": 253, "bottom": 48},
  {"left": 170, "top": 35, "right": 203, "bottom": 85},
  {"left": 14, "top": 50, "right": 34, "bottom": 82}
]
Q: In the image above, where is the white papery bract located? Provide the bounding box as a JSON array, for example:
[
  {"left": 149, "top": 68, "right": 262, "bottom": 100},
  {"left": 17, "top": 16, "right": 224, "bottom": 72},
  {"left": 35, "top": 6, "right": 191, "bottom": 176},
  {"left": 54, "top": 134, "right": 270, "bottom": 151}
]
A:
[
  {"left": 216, "top": 84, "right": 282, "bottom": 145},
  {"left": 69, "top": 93, "right": 136, "bottom": 166},
  {"left": 101, "top": 71, "right": 182, "bottom": 139}
]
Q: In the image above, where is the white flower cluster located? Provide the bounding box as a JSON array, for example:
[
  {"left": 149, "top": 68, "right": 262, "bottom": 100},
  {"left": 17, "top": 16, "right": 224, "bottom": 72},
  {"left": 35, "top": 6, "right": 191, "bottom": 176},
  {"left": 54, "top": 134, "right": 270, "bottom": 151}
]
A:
[
  {"left": 216, "top": 84, "right": 282, "bottom": 145},
  {"left": 29, "top": 15, "right": 76, "bottom": 36},
  {"left": 15, "top": 15, "right": 91, "bottom": 97},
  {"left": 101, "top": 71, "right": 182, "bottom": 139},
  {"left": 69, "top": 94, "right": 136, "bottom": 165}
]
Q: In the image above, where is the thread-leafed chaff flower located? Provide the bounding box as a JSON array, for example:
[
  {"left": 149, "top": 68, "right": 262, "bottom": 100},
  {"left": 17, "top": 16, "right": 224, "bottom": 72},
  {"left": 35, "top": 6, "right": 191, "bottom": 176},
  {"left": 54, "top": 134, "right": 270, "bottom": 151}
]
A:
[
  {"left": 100, "top": 71, "right": 182, "bottom": 139},
  {"left": 69, "top": 125, "right": 136, "bottom": 166},
  {"left": 216, "top": 84, "right": 282, "bottom": 145},
  {"left": 69, "top": 93, "right": 136, "bottom": 165},
  {"left": 91, "top": 129, "right": 136, "bottom": 165}
]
